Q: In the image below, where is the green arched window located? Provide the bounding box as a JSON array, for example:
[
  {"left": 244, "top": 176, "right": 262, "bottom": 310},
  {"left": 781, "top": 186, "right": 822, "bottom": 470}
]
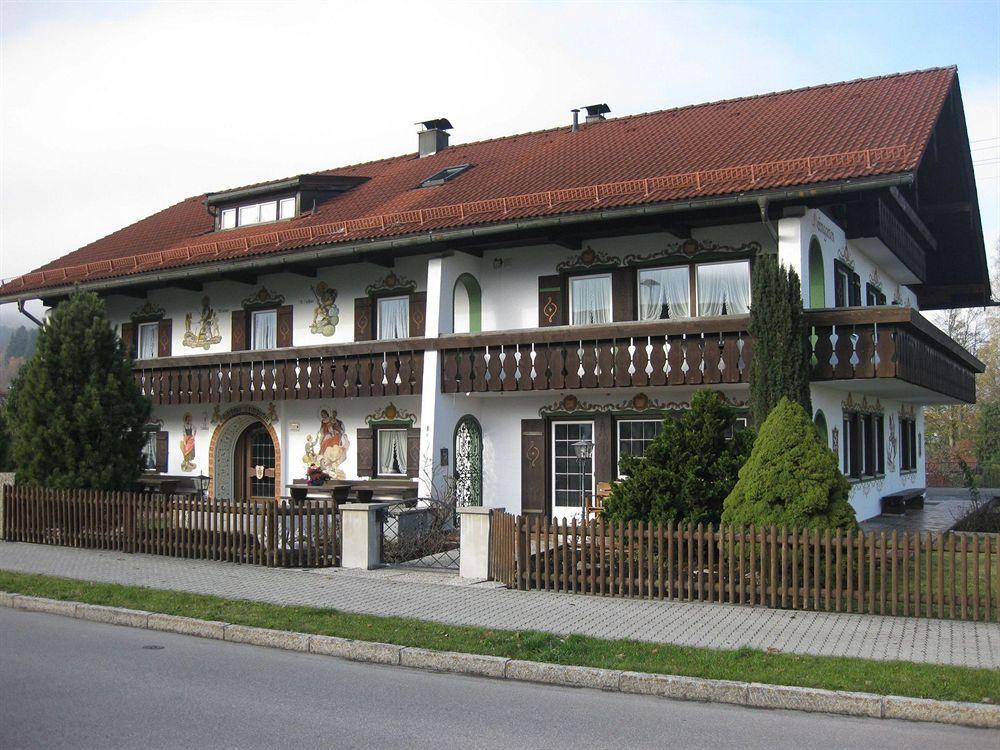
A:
[
  {"left": 454, "top": 415, "right": 483, "bottom": 508},
  {"left": 814, "top": 410, "right": 829, "bottom": 445},
  {"left": 453, "top": 273, "right": 482, "bottom": 333},
  {"left": 808, "top": 236, "right": 825, "bottom": 308}
]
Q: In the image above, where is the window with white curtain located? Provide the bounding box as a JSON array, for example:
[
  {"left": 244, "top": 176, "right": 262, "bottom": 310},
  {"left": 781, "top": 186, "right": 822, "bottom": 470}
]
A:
[
  {"left": 696, "top": 260, "right": 750, "bottom": 316},
  {"left": 251, "top": 309, "right": 277, "bottom": 350},
  {"left": 377, "top": 296, "right": 410, "bottom": 340},
  {"left": 569, "top": 274, "right": 612, "bottom": 325},
  {"left": 638, "top": 266, "right": 690, "bottom": 320},
  {"left": 377, "top": 428, "right": 408, "bottom": 476},
  {"left": 137, "top": 322, "right": 158, "bottom": 359},
  {"left": 141, "top": 431, "right": 157, "bottom": 470}
]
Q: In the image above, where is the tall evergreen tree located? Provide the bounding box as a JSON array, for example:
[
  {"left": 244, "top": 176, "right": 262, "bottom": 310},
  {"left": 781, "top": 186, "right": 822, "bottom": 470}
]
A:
[
  {"left": 7, "top": 292, "right": 151, "bottom": 489},
  {"left": 748, "top": 253, "right": 812, "bottom": 425},
  {"left": 4, "top": 326, "right": 29, "bottom": 364}
]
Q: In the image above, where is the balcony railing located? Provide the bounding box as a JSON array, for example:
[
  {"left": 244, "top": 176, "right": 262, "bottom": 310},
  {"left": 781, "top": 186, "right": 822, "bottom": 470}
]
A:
[{"left": 133, "top": 340, "right": 424, "bottom": 406}]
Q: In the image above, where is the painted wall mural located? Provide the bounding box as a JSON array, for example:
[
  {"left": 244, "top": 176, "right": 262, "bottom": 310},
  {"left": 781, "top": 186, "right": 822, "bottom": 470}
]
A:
[
  {"left": 302, "top": 409, "right": 350, "bottom": 479},
  {"left": 180, "top": 412, "right": 197, "bottom": 472},
  {"left": 309, "top": 282, "right": 340, "bottom": 336},
  {"left": 182, "top": 296, "right": 223, "bottom": 350}
]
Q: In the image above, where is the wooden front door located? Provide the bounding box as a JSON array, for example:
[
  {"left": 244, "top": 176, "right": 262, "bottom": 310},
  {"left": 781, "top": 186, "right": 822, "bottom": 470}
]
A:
[{"left": 234, "top": 422, "right": 276, "bottom": 501}]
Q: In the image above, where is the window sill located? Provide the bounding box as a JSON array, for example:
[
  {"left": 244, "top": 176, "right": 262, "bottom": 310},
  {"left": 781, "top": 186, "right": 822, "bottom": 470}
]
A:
[{"left": 848, "top": 474, "right": 885, "bottom": 485}]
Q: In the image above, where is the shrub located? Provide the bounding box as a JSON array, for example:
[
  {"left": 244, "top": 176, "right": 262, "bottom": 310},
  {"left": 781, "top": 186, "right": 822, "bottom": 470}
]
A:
[
  {"left": 7, "top": 292, "right": 150, "bottom": 489},
  {"left": 748, "top": 254, "right": 811, "bottom": 425},
  {"left": 975, "top": 401, "right": 1000, "bottom": 468},
  {"left": 602, "top": 390, "right": 753, "bottom": 526},
  {"left": 722, "top": 398, "right": 857, "bottom": 530}
]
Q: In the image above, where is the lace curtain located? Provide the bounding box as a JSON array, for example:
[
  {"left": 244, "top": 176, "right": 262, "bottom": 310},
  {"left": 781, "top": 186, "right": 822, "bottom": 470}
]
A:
[
  {"left": 638, "top": 267, "right": 690, "bottom": 320},
  {"left": 252, "top": 311, "right": 277, "bottom": 350},
  {"left": 570, "top": 275, "right": 611, "bottom": 325},
  {"left": 696, "top": 261, "right": 750, "bottom": 316},
  {"left": 138, "top": 323, "right": 158, "bottom": 359},
  {"left": 378, "top": 429, "right": 407, "bottom": 475},
  {"left": 378, "top": 297, "right": 410, "bottom": 340}
]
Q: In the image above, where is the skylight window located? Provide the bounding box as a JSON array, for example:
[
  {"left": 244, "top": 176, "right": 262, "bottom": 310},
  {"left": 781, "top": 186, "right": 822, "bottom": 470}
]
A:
[
  {"left": 219, "top": 197, "right": 296, "bottom": 230},
  {"left": 418, "top": 163, "right": 472, "bottom": 188}
]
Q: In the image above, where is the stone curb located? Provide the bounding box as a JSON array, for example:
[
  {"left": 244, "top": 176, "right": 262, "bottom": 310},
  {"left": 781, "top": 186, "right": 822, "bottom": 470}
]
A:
[{"left": 2, "top": 592, "right": 997, "bottom": 730}]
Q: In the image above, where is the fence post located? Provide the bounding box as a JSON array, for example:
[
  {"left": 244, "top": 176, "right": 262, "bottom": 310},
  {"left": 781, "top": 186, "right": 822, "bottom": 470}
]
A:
[
  {"left": 340, "top": 502, "right": 384, "bottom": 570},
  {"left": 458, "top": 506, "right": 500, "bottom": 580}
]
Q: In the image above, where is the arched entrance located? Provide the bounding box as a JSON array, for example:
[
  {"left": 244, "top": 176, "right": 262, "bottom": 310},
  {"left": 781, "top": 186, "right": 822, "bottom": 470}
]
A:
[
  {"left": 808, "top": 237, "right": 825, "bottom": 308},
  {"left": 209, "top": 407, "right": 281, "bottom": 501},
  {"left": 454, "top": 415, "right": 483, "bottom": 508},
  {"left": 453, "top": 273, "right": 482, "bottom": 334}
]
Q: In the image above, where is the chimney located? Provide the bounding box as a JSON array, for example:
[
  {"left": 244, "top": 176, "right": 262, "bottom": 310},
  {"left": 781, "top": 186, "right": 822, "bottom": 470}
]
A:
[
  {"left": 416, "top": 118, "right": 453, "bottom": 158},
  {"left": 571, "top": 108, "right": 580, "bottom": 132},
  {"left": 582, "top": 103, "right": 610, "bottom": 124}
]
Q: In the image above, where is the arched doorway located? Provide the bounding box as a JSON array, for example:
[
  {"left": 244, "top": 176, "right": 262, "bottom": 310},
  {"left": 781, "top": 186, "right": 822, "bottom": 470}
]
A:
[
  {"left": 808, "top": 237, "right": 825, "bottom": 308},
  {"left": 453, "top": 273, "right": 482, "bottom": 334},
  {"left": 454, "top": 415, "right": 483, "bottom": 508},
  {"left": 209, "top": 407, "right": 281, "bottom": 501},
  {"left": 814, "top": 410, "right": 829, "bottom": 446}
]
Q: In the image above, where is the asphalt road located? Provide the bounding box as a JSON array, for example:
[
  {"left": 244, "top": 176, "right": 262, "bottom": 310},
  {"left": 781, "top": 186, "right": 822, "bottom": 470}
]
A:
[{"left": 0, "top": 608, "right": 994, "bottom": 750}]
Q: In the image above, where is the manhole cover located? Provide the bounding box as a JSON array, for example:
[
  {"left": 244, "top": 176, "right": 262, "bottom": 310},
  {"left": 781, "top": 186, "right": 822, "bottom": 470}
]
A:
[{"left": 142, "top": 645, "right": 165, "bottom": 650}]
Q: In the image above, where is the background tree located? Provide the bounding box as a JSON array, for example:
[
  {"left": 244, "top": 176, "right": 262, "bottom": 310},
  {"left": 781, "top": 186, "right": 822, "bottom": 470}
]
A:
[
  {"left": 748, "top": 253, "right": 811, "bottom": 425},
  {"left": 4, "top": 326, "right": 29, "bottom": 364},
  {"left": 7, "top": 292, "right": 151, "bottom": 489},
  {"left": 602, "top": 390, "right": 753, "bottom": 526},
  {"left": 722, "top": 397, "right": 856, "bottom": 530},
  {"left": 976, "top": 401, "right": 1000, "bottom": 467}
]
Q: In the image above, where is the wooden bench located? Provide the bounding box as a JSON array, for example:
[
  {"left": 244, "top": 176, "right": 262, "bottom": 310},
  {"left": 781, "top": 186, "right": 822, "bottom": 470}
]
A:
[{"left": 880, "top": 488, "right": 925, "bottom": 515}]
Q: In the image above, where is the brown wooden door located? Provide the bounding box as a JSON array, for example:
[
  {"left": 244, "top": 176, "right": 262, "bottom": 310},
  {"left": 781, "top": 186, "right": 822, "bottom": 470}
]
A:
[{"left": 234, "top": 422, "right": 276, "bottom": 501}]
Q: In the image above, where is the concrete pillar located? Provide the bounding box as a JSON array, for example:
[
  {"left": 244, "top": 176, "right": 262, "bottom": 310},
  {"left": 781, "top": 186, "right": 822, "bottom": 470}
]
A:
[
  {"left": 418, "top": 258, "right": 445, "bottom": 498},
  {"left": 458, "top": 506, "right": 501, "bottom": 580},
  {"left": 340, "top": 503, "right": 383, "bottom": 569}
]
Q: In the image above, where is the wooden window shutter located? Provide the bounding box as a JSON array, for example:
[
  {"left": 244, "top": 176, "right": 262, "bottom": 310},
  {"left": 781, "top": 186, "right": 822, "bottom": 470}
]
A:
[
  {"left": 408, "top": 291, "right": 427, "bottom": 338},
  {"left": 520, "top": 418, "right": 546, "bottom": 516},
  {"left": 593, "top": 413, "right": 616, "bottom": 484},
  {"left": 155, "top": 430, "right": 169, "bottom": 473},
  {"left": 157, "top": 319, "right": 172, "bottom": 357},
  {"left": 406, "top": 427, "right": 421, "bottom": 479},
  {"left": 121, "top": 322, "right": 136, "bottom": 358},
  {"left": 356, "top": 428, "right": 374, "bottom": 476},
  {"left": 231, "top": 310, "right": 248, "bottom": 351},
  {"left": 276, "top": 305, "right": 294, "bottom": 348},
  {"left": 537, "top": 275, "right": 565, "bottom": 327},
  {"left": 354, "top": 297, "right": 373, "bottom": 341},
  {"left": 611, "top": 267, "right": 636, "bottom": 322}
]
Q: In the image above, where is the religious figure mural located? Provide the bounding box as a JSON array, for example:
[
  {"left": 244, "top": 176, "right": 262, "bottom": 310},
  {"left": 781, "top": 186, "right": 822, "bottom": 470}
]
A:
[
  {"left": 301, "top": 409, "right": 350, "bottom": 479},
  {"left": 182, "top": 296, "right": 222, "bottom": 350},
  {"left": 180, "top": 412, "right": 197, "bottom": 471},
  {"left": 309, "top": 282, "right": 340, "bottom": 336}
]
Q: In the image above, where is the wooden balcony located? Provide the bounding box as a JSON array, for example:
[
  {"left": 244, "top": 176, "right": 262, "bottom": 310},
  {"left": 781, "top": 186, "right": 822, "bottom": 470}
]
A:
[
  {"left": 133, "top": 340, "right": 424, "bottom": 406},
  {"left": 436, "top": 307, "right": 983, "bottom": 403}
]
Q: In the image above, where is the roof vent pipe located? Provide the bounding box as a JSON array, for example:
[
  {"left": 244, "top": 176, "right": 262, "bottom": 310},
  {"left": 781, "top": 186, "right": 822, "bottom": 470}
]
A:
[
  {"left": 571, "top": 109, "right": 580, "bottom": 132},
  {"left": 582, "top": 103, "right": 610, "bottom": 123},
  {"left": 416, "top": 118, "right": 453, "bottom": 158}
]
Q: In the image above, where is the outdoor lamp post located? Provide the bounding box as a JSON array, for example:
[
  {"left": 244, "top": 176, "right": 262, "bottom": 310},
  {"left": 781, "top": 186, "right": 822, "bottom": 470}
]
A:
[
  {"left": 572, "top": 439, "right": 594, "bottom": 517},
  {"left": 197, "top": 474, "right": 209, "bottom": 498}
]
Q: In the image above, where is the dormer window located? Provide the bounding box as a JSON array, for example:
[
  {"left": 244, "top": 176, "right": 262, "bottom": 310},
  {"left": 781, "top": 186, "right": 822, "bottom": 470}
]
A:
[
  {"left": 418, "top": 164, "right": 472, "bottom": 188},
  {"left": 220, "top": 198, "right": 296, "bottom": 230}
]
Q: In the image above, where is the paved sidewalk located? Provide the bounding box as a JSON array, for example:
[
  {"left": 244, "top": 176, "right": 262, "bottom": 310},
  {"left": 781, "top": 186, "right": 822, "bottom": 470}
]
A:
[{"left": 1, "top": 542, "right": 998, "bottom": 669}]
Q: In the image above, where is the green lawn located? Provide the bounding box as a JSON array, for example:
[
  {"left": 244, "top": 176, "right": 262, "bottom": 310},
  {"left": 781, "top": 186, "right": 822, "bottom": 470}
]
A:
[{"left": 1, "top": 569, "right": 997, "bottom": 704}]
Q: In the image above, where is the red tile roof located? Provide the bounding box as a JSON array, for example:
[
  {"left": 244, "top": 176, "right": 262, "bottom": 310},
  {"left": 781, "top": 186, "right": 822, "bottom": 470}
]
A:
[{"left": 1, "top": 67, "right": 958, "bottom": 297}]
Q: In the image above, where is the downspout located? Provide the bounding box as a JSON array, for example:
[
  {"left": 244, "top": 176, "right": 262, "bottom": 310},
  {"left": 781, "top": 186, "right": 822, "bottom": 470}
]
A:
[{"left": 16, "top": 299, "right": 43, "bottom": 327}]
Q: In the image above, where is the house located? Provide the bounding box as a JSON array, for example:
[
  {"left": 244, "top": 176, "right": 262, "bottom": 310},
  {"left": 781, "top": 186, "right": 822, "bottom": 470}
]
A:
[{"left": 0, "top": 67, "right": 990, "bottom": 521}]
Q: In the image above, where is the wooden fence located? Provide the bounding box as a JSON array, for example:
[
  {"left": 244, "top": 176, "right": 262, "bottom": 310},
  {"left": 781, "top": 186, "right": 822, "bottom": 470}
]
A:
[
  {"left": 488, "top": 510, "right": 517, "bottom": 587},
  {"left": 2, "top": 486, "right": 338, "bottom": 568},
  {"left": 504, "top": 516, "right": 999, "bottom": 622}
]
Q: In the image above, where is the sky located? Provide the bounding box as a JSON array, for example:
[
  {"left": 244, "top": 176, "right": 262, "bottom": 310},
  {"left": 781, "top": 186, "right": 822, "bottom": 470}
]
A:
[{"left": 0, "top": 0, "right": 998, "bottom": 325}]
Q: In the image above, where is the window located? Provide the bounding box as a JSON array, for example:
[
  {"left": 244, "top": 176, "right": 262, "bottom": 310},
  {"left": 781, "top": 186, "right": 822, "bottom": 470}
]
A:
[
  {"left": 638, "top": 267, "right": 690, "bottom": 320},
  {"left": 569, "top": 274, "right": 612, "bottom": 325},
  {"left": 137, "top": 322, "right": 158, "bottom": 359},
  {"left": 866, "top": 283, "right": 887, "bottom": 306},
  {"left": 843, "top": 408, "right": 884, "bottom": 480},
  {"left": 834, "top": 261, "right": 861, "bottom": 307},
  {"left": 377, "top": 296, "right": 410, "bottom": 340},
  {"left": 251, "top": 309, "right": 277, "bottom": 350},
  {"left": 552, "top": 422, "right": 594, "bottom": 509},
  {"left": 696, "top": 260, "right": 750, "bottom": 316},
  {"left": 141, "top": 431, "right": 158, "bottom": 471},
  {"left": 900, "top": 415, "right": 918, "bottom": 472},
  {"left": 617, "top": 419, "right": 663, "bottom": 474},
  {"left": 376, "top": 428, "right": 408, "bottom": 476},
  {"left": 419, "top": 164, "right": 473, "bottom": 188},
  {"left": 220, "top": 198, "right": 296, "bottom": 230}
]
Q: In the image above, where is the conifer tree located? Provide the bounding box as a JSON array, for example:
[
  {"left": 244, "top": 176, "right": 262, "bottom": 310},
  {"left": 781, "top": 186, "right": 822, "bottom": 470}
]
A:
[
  {"left": 7, "top": 292, "right": 150, "bottom": 489},
  {"left": 748, "top": 253, "right": 812, "bottom": 425}
]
